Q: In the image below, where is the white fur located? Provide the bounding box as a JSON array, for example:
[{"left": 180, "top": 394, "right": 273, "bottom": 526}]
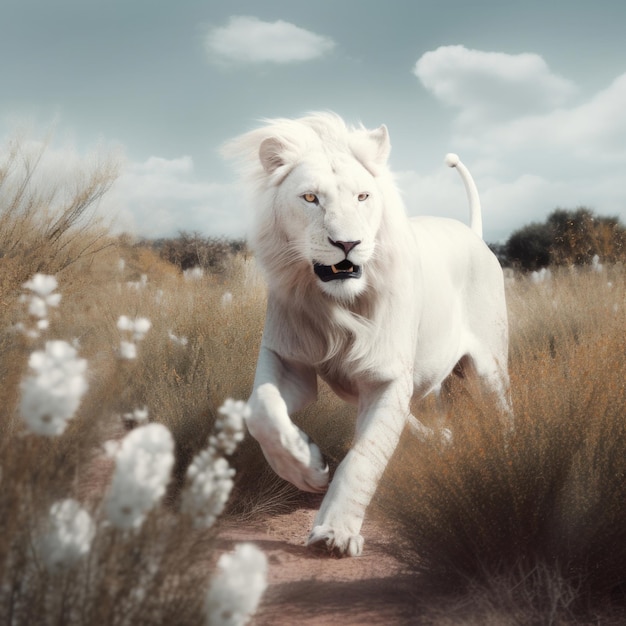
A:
[{"left": 224, "top": 113, "right": 510, "bottom": 557}]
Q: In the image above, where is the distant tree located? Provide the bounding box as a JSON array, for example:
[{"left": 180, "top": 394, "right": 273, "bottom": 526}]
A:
[
  {"left": 505, "top": 222, "right": 552, "bottom": 271},
  {"left": 150, "top": 232, "right": 248, "bottom": 273},
  {"left": 548, "top": 207, "right": 625, "bottom": 266},
  {"left": 503, "top": 207, "right": 626, "bottom": 270},
  {"left": 487, "top": 242, "right": 510, "bottom": 268}
]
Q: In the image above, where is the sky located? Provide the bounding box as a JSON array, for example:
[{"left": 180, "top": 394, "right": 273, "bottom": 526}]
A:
[{"left": 2, "top": 0, "right": 626, "bottom": 243}]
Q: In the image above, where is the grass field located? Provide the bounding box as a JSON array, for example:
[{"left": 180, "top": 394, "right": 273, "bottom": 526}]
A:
[{"left": 2, "top": 141, "right": 626, "bottom": 624}]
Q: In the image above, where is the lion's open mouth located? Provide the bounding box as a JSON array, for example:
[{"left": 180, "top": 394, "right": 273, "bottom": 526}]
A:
[{"left": 313, "top": 259, "right": 362, "bottom": 282}]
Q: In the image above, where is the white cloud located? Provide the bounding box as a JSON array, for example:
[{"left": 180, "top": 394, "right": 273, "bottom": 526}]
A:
[
  {"left": 107, "top": 155, "right": 248, "bottom": 238},
  {"left": 205, "top": 16, "right": 335, "bottom": 65},
  {"left": 414, "top": 45, "right": 577, "bottom": 125},
  {"left": 0, "top": 134, "right": 249, "bottom": 239},
  {"left": 396, "top": 165, "right": 608, "bottom": 244},
  {"left": 408, "top": 45, "right": 626, "bottom": 242},
  {"left": 477, "top": 72, "right": 626, "bottom": 162}
]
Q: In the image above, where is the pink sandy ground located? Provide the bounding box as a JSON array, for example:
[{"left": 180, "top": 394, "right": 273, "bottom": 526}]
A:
[{"left": 218, "top": 505, "right": 418, "bottom": 625}]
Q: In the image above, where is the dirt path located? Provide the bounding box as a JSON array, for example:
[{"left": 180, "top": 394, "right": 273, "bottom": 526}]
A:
[{"left": 218, "top": 501, "right": 417, "bottom": 625}]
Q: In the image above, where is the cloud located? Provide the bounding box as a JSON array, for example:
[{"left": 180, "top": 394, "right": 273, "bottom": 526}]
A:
[
  {"left": 205, "top": 16, "right": 335, "bottom": 65},
  {"left": 0, "top": 135, "right": 123, "bottom": 219},
  {"left": 477, "top": 73, "right": 626, "bottom": 162},
  {"left": 414, "top": 45, "right": 577, "bottom": 125},
  {"left": 408, "top": 45, "right": 626, "bottom": 241},
  {"left": 0, "top": 134, "right": 248, "bottom": 240},
  {"left": 107, "top": 155, "right": 247, "bottom": 238}
]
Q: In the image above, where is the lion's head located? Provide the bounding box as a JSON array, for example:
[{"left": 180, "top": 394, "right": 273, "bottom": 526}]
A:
[{"left": 225, "top": 113, "right": 404, "bottom": 302}]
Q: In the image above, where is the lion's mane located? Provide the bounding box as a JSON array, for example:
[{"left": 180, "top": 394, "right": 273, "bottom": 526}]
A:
[{"left": 224, "top": 113, "right": 419, "bottom": 379}]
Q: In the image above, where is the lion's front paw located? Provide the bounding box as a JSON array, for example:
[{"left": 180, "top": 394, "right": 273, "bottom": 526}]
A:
[
  {"left": 307, "top": 524, "right": 364, "bottom": 557},
  {"left": 263, "top": 428, "right": 329, "bottom": 493}
]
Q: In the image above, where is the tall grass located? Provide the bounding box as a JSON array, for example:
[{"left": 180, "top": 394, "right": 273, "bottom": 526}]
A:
[
  {"left": 0, "top": 135, "right": 118, "bottom": 297},
  {"left": 5, "top": 135, "right": 626, "bottom": 624},
  {"left": 381, "top": 266, "right": 626, "bottom": 623},
  {"left": 0, "top": 138, "right": 269, "bottom": 625}
]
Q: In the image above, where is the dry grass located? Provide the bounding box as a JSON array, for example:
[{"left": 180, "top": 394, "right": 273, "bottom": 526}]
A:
[
  {"left": 0, "top": 252, "right": 272, "bottom": 623},
  {"left": 4, "top": 135, "right": 626, "bottom": 624},
  {"left": 380, "top": 266, "right": 626, "bottom": 623},
  {"left": 0, "top": 138, "right": 272, "bottom": 625}
]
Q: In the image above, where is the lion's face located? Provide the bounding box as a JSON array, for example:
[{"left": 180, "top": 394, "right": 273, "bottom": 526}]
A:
[
  {"left": 273, "top": 151, "right": 383, "bottom": 300},
  {"left": 255, "top": 121, "right": 393, "bottom": 300}
]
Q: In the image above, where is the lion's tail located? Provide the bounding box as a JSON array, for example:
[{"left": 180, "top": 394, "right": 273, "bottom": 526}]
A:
[{"left": 445, "top": 153, "right": 482, "bottom": 239}]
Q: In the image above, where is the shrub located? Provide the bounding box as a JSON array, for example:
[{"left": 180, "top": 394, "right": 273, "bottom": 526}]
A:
[
  {"left": 505, "top": 221, "right": 552, "bottom": 270},
  {"left": 0, "top": 135, "right": 119, "bottom": 299},
  {"left": 0, "top": 136, "right": 269, "bottom": 625},
  {"left": 504, "top": 207, "right": 626, "bottom": 270},
  {"left": 380, "top": 266, "right": 626, "bottom": 623},
  {"left": 150, "top": 231, "right": 248, "bottom": 275}
]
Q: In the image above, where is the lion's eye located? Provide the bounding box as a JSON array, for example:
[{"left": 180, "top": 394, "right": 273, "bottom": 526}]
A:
[
  {"left": 302, "top": 193, "right": 318, "bottom": 204},
  {"left": 357, "top": 193, "right": 369, "bottom": 202}
]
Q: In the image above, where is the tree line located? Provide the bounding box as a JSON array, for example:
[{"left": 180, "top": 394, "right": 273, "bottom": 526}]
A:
[
  {"left": 490, "top": 207, "right": 626, "bottom": 270},
  {"left": 148, "top": 231, "right": 248, "bottom": 273},
  {"left": 142, "top": 208, "right": 626, "bottom": 275}
]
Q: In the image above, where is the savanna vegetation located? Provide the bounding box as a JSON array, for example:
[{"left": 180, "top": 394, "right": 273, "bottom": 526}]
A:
[
  {"left": 492, "top": 206, "right": 626, "bottom": 271},
  {"left": 2, "top": 137, "right": 626, "bottom": 624}
]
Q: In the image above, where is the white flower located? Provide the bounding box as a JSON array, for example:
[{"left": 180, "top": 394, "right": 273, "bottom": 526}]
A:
[
  {"left": 27, "top": 295, "right": 48, "bottom": 319},
  {"left": 214, "top": 399, "right": 249, "bottom": 455},
  {"left": 119, "top": 340, "right": 137, "bottom": 360},
  {"left": 181, "top": 449, "right": 235, "bottom": 529},
  {"left": 168, "top": 331, "right": 188, "bottom": 346},
  {"left": 183, "top": 267, "right": 204, "bottom": 281},
  {"left": 20, "top": 340, "right": 88, "bottom": 436},
  {"left": 132, "top": 317, "right": 151, "bottom": 340},
  {"left": 117, "top": 315, "right": 151, "bottom": 339},
  {"left": 531, "top": 267, "right": 551, "bottom": 284},
  {"left": 36, "top": 499, "right": 95, "bottom": 572},
  {"left": 117, "top": 316, "right": 152, "bottom": 359},
  {"left": 21, "top": 273, "right": 62, "bottom": 323},
  {"left": 36, "top": 319, "right": 50, "bottom": 331},
  {"left": 123, "top": 406, "right": 149, "bottom": 425},
  {"left": 221, "top": 292, "right": 233, "bottom": 306},
  {"left": 23, "top": 273, "right": 58, "bottom": 297},
  {"left": 205, "top": 543, "right": 267, "bottom": 626},
  {"left": 117, "top": 315, "right": 133, "bottom": 332},
  {"left": 104, "top": 423, "right": 174, "bottom": 530}
]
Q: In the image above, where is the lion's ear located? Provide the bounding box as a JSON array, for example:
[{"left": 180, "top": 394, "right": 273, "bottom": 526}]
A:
[
  {"left": 351, "top": 124, "right": 391, "bottom": 175},
  {"left": 369, "top": 124, "right": 391, "bottom": 166},
  {"left": 259, "top": 137, "right": 288, "bottom": 174}
]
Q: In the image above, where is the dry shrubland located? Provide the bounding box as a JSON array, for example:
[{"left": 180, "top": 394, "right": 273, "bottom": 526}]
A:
[
  {"left": 0, "top": 139, "right": 269, "bottom": 625},
  {"left": 2, "top": 137, "right": 626, "bottom": 624},
  {"left": 381, "top": 266, "right": 626, "bottom": 624}
]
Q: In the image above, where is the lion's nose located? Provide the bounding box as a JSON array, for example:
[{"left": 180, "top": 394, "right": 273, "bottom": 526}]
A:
[{"left": 328, "top": 238, "right": 361, "bottom": 255}]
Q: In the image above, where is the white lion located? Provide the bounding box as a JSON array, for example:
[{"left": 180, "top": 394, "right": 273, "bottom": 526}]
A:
[{"left": 225, "top": 113, "right": 510, "bottom": 557}]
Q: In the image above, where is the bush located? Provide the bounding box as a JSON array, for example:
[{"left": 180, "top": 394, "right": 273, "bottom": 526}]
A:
[
  {"left": 150, "top": 232, "right": 248, "bottom": 275},
  {"left": 380, "top": 266, "right": 626, "bottom": 623},
  {"left": 548, "top": 208, "right": 626, "bottom": 266},
  {"left": 0, "top": 137, "right": 269, "bottom": 626},
  {"left": 504, "top": 207, "right": 626, "bottom": 270},
  {"left": 0, "top": 136, "right": 119, "bottom": 299},
  {"left": 505, "top": 221, "right": 552, "bottom": 271}
]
